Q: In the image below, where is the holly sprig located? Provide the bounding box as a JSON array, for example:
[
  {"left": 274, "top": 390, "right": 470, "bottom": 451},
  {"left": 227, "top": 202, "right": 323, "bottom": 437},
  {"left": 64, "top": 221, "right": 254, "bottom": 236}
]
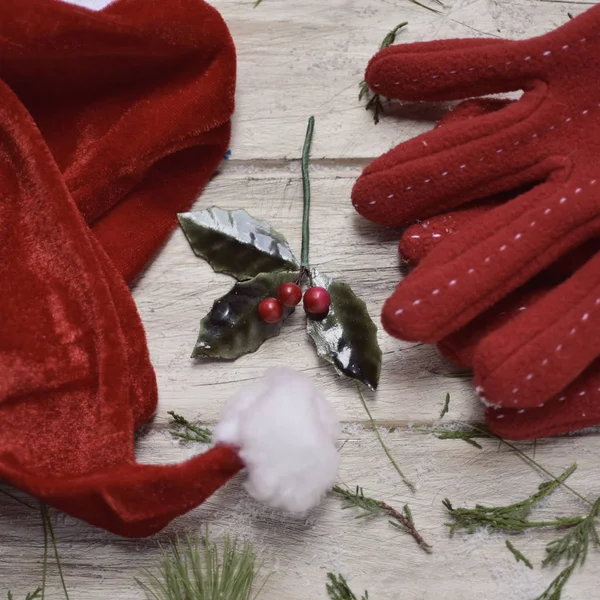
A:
[{"left": 178, "top": 118, "right": 382, "bottom": 390}]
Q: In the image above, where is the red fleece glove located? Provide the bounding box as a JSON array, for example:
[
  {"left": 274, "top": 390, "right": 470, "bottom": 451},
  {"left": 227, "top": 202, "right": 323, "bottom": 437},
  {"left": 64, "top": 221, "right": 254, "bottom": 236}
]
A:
[
  {"left": 0, "top": 0, "right": 241, "bottom": 537},
  {"left": 352, "top": 8, "right": 600, "bottom": 437}
]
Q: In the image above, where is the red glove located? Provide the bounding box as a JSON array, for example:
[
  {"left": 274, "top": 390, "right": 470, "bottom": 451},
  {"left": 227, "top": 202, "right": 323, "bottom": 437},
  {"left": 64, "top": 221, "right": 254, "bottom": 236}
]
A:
[{"left": 352, "top": 9, "right": 600, "bottom": 437}]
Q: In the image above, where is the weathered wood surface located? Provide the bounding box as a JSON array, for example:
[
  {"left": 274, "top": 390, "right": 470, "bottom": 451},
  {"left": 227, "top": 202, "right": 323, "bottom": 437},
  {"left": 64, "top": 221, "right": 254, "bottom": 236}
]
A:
[{"left": 2, "top": 0, "right": 598, "bottom": 599}]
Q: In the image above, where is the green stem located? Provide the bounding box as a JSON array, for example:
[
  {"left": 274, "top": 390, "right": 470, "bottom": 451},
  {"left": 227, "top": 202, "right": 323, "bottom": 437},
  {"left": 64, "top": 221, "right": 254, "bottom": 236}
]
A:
[
  {"left": 41, "top": 505, "right": 48, "bottom": 600},
  {"left": 42, "top": 505, "right": 70, "bottom": 600},
  {"left": 300, "top": 116, "right": 315, "bottom": 269},
  {"left": 461, "top": 422, "right": 593, "bottom": 507},
  {"left": 357, "top": 383, "right": 415, "bottom": 492}
]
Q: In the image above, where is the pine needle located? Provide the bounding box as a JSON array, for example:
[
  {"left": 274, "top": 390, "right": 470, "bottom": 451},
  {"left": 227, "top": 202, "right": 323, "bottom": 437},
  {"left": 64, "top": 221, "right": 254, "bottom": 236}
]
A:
[
  {"left": 332, "top": 485, "right": 432, "bottom": 553},
  {"left": 326, "top": 573, "right": 369, "bottom": 600},
  {"left": 41, "top": 505, "right": 70, "bottom": 600},
  {"left": 356, "top": 384, "right": 414, "bottom": 492},
  {"left": 439, "top": 393, "right": 451, "bottom": 419},
  {"left": 443, "top": 464, "right": 581, "bottom": 535},
  {"left": 359, "top": 22, "right": 408, "bottom": 124},
  {"left": 137, "top": 533, "right": 268, "bottom": 600},
  {"left": 168, "top": 411, "right": 212, "bottom": 444},
  {"left": 506, "top": 540, "right": 534, "bottom": 569},
  {"left": 0, "top": 487, "right": 35, "bottom": 509}
]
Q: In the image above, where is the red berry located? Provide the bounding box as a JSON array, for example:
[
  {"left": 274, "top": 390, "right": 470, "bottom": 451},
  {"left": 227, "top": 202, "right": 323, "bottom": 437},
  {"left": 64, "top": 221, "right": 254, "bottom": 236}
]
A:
[
  {"left": 303, "top": 286, "right": 331, "bottom": 315},
  {"left": 258, "top": 298, "right": 283, "bottom": 323},
  {"left": 277, "top": 282, "right": 302, "bottom": 307}
]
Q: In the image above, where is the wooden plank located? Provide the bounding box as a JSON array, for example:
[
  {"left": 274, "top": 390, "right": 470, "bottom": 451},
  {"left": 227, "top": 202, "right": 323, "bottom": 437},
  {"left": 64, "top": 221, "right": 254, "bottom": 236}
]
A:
[
  {"left": 2, "top": 428, "right": 599, "bottom": 599},
  {"left": 132, "top": 169, "right": 478, "bottom": 424},
  {"left": 211, "top": 0, "right": 589, "bottom": 161}
]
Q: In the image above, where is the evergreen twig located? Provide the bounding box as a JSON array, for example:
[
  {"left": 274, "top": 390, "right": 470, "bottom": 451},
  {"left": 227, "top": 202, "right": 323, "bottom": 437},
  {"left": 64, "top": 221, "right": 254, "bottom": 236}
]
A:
[
  {"left": 443, "top": 464, "right": 581, "bottom": 535},
  {"left": 439, "top": 393, "right": 450, "bottom": 419},
  {"left": 326, "top": 573, "right": 369, "bottom": 600},
  {"left": 359, "top": 23, "right": 408, "bottom": 124},
  {"left": 168, "top": 411, "right": 212, "bottom": 444},
  {"left": 136, "top": 532, "right": 268, "bottom": 600},
  {"left": 536, "top": 497, "right": 600, "bottom": 600},
  {"left": 332, "top": 485, "right": 432, "bottom": 553},
  {"left": 506, "top": 540, "right": 533, "bottom": 569},
  {"left": 356, "top": 384, "right": 414, "bottom": 492}
]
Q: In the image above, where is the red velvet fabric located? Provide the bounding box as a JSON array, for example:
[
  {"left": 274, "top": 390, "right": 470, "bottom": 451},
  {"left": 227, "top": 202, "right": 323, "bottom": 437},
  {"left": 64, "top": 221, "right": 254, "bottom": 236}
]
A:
[
  {"left": 0, "top": 0, "right": 244, "bottom": 537},
  {"left": 352, "top": 8, "right": 600, "bottom": 439}
]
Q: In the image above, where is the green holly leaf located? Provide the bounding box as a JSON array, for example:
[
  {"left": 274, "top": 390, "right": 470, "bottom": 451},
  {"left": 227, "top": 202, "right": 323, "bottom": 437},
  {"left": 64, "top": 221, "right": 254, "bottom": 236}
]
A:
[
  {"left": 192, "top": 271, "right": 299, "bottom": 359},
  {"left": 306, "top": 269, "right": 382, "bottom": 390},
  {"left": 178, "top": 208, "right": 299, "bottom": 281}
]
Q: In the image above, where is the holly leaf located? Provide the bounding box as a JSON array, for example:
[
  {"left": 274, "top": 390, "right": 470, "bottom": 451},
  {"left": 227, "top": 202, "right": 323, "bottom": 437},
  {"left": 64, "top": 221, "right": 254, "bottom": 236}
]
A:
[
  {"left": 178, "top": 208, "right": 299, "bottom": 281},
  {"left": 306, "top": 269, "right": 382, "bottom": 390},
  {"left": 192, "top": 271, "right": 299, "bottom": 359}
]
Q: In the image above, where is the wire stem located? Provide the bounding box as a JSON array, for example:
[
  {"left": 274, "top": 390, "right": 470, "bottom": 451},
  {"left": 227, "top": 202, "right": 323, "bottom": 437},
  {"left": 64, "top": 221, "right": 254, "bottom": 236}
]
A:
[{"left": 300, "top": 116, "right": 315, "bottom": 269}]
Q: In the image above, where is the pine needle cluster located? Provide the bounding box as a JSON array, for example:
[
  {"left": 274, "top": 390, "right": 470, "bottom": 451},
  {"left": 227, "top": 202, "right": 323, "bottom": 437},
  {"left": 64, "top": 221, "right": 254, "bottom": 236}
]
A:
[{"left": 137, "top": 534, "right": 268, "bottom": 600}]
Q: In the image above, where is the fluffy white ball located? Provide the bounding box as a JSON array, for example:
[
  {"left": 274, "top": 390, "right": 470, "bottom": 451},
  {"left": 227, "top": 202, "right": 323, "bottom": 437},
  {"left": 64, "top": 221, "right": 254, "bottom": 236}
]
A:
[{"left": 214, "top": 368, "right": 340, "bottom": 513}]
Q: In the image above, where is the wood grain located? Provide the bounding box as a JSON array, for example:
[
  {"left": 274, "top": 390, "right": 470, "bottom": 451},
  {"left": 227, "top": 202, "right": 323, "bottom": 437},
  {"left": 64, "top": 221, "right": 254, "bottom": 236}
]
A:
[{"left": 2, "top": 0, "right": 599, "bottom": 599}]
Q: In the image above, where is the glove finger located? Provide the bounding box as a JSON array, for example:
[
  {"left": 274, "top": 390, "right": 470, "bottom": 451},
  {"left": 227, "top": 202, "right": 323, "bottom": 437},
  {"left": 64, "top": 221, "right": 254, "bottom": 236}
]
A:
[
  {"left": 365, "top": 34, "right": 546, "bottom": 102},
  {"left": 400, "top": 202, "right": 498, "bottom": 266},
  {"left": 474, "top": 251, "right": 600, "bottom": 409},
  {"left": 352, "top": 86, "right": 553, "bottom": 226},
  {"left": 438, "top": 284, "right": 548, "bottom": 368},
  {"left": 486, "top": 358, "right": 600, "bottom": 440},
  {"left": 382, "top": 180, "right": 600, "bottom": 342}
]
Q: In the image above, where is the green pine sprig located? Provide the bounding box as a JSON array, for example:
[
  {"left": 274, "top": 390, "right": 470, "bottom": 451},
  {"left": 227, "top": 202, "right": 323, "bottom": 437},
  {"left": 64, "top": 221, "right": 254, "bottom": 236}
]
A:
[
  {"left": 443, "top": 463, "right": 581, "bottom": 535},
  {"left": 326, "top": 573, "right": 369, "bottom": 600},
  {"left": 332, "top": 485, "right": 432, "bottom": 553},
  {"left": 168, "top": 411, "right": 212, "bottom": 444},
  {"left": 506, "top": 540, "right": 533, "bottom": 570},
  {"left": 536, "top": 497, "right": 600, "bottom": 600},
  {"left": 136, "top": 533, "right": 268, "bottom": 600},
  {"left": 359, "top": 22, "right": 408, "bottom": 124}
]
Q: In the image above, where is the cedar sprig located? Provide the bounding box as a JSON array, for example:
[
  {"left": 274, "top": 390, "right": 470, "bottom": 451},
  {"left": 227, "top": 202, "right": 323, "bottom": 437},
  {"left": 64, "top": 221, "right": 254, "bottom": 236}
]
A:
[
  {"left": 443, "top": 463, "right": 581, "bottom": 535},
  {"left": 506, "top": 540, "right": 533, "bottom": 570},
  {"left": 359, "top": 22, "right": 408, "bottom": 124},
  {"left": 7, "top": 591, "right": 42, "bottom": 600},
  {"left": 326, "top": 573, "right": 369, "bottom": 600},
  {"left": 536, "top": 496, "right": 600, "bottom": 600},
  {"left": 332, "top": 485, "right": 432, "bottom": 553},
  {"left": 137, "top": 533, "right": 268, "bottom": 600},
  {"left": 167, "top": 411, "right": 212, "bottom": 444}
]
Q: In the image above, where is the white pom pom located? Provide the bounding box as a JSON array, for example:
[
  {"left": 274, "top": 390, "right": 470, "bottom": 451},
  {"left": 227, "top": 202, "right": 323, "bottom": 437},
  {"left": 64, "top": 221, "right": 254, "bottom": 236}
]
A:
[{"left": 213, "top": 368, "right": 340, "bottom": 513}]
